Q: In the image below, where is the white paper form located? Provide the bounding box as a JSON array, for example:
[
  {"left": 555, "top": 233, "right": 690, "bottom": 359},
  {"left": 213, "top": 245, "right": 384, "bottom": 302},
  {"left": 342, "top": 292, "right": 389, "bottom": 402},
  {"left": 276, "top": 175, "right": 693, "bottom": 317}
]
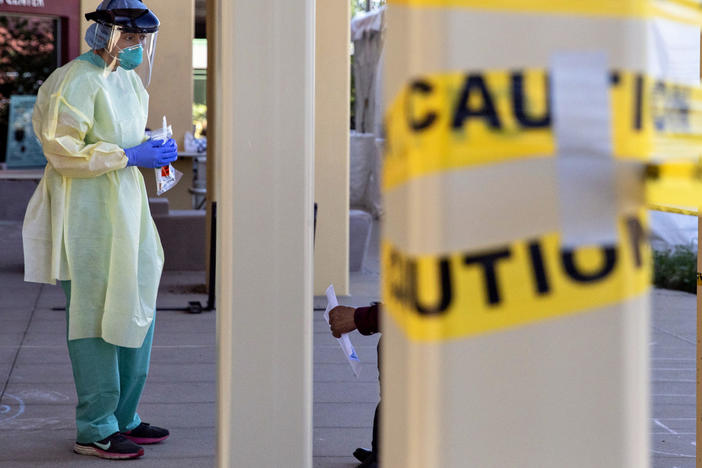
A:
[{"left": 324, "top": 284, "right": 361, "bottom": 378}]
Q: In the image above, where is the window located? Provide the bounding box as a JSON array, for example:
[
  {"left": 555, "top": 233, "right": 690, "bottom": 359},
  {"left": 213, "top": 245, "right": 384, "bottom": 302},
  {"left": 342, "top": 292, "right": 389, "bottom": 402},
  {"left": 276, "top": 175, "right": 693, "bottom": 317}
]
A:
[{"left": 0, "top": 14, "right": 59, "bottom": 163}]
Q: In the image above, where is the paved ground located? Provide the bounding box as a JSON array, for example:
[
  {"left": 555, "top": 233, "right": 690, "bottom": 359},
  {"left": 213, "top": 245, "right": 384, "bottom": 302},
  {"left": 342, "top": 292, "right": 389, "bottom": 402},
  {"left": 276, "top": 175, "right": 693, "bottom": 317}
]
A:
[
  {"left": 651, "top": 289, "right": 698, "bottom": 468},
  {"left": 0, "top": 215, "right": 700, "bottom": 467},
  {"left": 0, "top": 218, "right": 381, "bottom": 467}
]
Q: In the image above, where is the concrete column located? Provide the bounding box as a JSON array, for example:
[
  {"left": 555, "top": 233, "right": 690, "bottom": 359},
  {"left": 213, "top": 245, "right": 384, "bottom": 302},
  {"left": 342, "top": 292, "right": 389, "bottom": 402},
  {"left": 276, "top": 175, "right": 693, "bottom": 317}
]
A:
[
  {"left": 143, "top": 0, "right": 194, "bottom": 150},
  {"left": 213, "top": 0, "right": 315, "bottom": 466},
  {"left": 314, "top": 0, "right": 350, "bottom": 295},
  {"left": 205, "top": 0, "right": 218, "bottom": 293},
  {"left": 698, "top": 215, "right": 702, "bottom": 468},
  {"left": 382, "top": 4, "right": 650, "bottom": 468},
  {"left": 140, "top": 0, "right": 195, "bottom": 209}
]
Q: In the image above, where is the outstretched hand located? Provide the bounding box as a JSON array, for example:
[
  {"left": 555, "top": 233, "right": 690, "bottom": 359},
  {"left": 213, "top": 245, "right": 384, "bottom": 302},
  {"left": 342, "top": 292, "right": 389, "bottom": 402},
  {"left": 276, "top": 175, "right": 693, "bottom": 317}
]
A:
[{"left": 329, "top": 305, "right": 357, "bottom": 338}]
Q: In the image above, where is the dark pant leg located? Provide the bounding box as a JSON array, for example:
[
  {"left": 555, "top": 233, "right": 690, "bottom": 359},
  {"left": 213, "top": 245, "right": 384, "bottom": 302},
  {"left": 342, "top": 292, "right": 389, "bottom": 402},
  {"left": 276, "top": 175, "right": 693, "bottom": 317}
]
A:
[
  {"left": 372, "top": 402, "right": 380, "bottom": 454},
  {"left": 372, "top": 336, "right": 382, "bottom": 455}
]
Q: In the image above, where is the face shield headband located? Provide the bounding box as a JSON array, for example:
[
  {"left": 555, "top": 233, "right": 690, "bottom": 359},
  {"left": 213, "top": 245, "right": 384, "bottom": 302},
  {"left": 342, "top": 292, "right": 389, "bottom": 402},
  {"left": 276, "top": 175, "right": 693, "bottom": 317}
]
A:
[{"left": 85, "top": 8, "right": 159, "bottom": 34}]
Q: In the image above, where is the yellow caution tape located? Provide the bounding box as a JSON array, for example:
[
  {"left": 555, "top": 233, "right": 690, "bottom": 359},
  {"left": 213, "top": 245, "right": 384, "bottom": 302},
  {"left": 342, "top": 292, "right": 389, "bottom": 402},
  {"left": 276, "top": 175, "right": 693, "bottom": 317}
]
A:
[
  {"left": 383, "top": 66, "right": 702, "bottom": 339},
  {"left": 646, "top": 161, "right": 702, "bottom": 213},
  {"left": 381, "top": 212, "right": 651, "bottom": 341},
  {"left": 384, "top": 69, "right": 702, "bottom": 191},
  {"left": 648, "top": 203, "right": 698, "bottom": 216},
  {"left": 387, "top": 0, "right": 702, "bottom": 26}
]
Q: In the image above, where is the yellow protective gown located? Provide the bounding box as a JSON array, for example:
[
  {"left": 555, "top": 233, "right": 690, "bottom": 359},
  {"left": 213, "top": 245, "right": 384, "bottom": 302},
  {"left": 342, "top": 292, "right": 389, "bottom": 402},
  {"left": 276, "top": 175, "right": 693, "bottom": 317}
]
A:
[{"left": 22, "top": 52, "right": 164, "bottom": 348}]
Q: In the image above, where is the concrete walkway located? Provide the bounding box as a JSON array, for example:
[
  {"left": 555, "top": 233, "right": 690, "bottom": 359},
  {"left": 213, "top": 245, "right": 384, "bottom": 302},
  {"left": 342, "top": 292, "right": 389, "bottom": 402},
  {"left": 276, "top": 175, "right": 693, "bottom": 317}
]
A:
[
  {"left": 0, "top": 218, "right": 381, "bottom": 467},
  {"left": 0, "top": 221, "right": 216, "bottom": 467},
  {"left": 0, "top": 216, "right": 699, "bottom": 467},
  {"left": 651, "top": 289, "right": 698, "bottom": 468}
]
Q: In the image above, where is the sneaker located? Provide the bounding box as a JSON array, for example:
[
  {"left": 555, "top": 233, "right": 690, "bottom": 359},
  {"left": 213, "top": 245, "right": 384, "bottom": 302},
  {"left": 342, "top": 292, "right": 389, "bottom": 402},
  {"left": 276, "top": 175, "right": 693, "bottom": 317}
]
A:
[
  {"left": 357, "top": 451, "right": 378, "bottom": 468},
  {"left": 122, "top": 422, "right": 170, "bottom": 444},
  {"left": 353, "top": 447, "right": 373, "bottom": 462},
  {"left": 73, "top": 433, "right": 144, "bottom": 460}
]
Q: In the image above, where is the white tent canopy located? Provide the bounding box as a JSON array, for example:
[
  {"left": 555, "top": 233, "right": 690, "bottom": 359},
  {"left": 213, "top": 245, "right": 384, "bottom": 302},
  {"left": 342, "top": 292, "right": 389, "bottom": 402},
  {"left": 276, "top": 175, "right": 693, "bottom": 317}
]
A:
[
  {"left": 351, "top": 6, "right": 385, "bottom": 135},
  {"left": 351, "top": 6, "right": 385, "bottom": 41},
  {"left": 649, "top": 211, "right": 697, "bottom": 251}
]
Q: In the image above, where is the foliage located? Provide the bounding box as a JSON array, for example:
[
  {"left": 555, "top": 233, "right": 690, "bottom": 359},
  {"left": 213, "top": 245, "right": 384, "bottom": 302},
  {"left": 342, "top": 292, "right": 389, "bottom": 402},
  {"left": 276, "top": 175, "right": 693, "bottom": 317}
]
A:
[
  {"left": 0, "top": 15, "right": 57, "bottom": 162},
  {"left": 653, "top": 245, "right": 697, "bottom": 294},
  {"left": 193, "top": 103, "right": 207, "bottom": 138},
  {"left": 0, "top": 16, "right": 57, "bottom": 120}
]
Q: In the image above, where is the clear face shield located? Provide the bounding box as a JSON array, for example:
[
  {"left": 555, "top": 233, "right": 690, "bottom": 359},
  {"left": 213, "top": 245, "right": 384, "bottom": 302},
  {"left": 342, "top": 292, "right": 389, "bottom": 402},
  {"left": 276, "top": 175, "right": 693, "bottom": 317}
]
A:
[
  {"left": 100, "top": 25, "right": 157, "bottom": 86},
  {"left": 85, "top": 7, "right": 159, "bottom": 87}
]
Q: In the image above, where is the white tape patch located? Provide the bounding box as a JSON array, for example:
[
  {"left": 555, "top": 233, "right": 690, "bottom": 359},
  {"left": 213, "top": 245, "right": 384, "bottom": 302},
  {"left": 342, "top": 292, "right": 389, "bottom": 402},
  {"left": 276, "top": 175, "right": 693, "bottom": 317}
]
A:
[{"left": 551, "top": 51, "right": 618, "bottom": 248}]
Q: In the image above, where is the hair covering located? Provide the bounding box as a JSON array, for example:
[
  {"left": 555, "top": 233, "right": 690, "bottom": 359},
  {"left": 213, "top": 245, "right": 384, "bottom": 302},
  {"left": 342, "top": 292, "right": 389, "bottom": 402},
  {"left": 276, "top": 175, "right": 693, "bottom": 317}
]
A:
[{"left": 84, "top": 0, "right": 151, "bottom": 49}]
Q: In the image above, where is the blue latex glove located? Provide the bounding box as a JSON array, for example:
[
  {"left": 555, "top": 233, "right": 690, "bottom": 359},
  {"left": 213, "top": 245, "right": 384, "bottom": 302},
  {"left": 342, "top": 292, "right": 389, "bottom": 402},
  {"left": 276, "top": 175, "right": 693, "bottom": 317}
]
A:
[{"left": 124, "top": 138, "right": 178, "bottom": 168}]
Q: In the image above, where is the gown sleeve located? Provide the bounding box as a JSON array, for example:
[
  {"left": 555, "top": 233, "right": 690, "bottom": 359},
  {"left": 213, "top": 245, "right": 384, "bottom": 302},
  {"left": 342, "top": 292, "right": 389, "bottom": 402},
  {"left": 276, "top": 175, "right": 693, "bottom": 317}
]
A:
[{"left": 32, "top": 66, "right": 129, "bottom": 178}]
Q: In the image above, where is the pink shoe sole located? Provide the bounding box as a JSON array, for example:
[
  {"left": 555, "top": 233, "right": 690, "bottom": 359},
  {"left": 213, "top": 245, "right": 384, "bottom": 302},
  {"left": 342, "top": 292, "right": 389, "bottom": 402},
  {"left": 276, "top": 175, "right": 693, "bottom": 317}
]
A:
[{"left": 122, "top": 434, "right": 169, "bottom": 445}]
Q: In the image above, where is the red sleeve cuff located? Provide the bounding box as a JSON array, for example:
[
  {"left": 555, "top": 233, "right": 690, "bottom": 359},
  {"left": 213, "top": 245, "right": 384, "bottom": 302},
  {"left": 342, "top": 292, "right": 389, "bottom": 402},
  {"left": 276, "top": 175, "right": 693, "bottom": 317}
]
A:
[{"left": 354, "top": 303, "right": 380, "bottom": 335}]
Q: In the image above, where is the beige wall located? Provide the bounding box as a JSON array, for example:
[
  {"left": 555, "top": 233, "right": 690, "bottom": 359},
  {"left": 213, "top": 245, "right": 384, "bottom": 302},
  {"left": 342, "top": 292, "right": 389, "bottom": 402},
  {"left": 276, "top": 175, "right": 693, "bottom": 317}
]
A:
[
  {"left": 79, "top": 2, "right": 91, "bottom": 53},
  {"left": 314, "top": 0, "right": 350, "bottom": 295},
  {"left": 81, "top": 0, "right": 195, "bottom": 210}
]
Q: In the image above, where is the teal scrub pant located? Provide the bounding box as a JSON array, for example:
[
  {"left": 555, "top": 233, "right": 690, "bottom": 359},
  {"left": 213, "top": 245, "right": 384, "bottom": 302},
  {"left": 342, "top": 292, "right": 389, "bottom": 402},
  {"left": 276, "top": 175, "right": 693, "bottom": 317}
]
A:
[{"left": 61, "top": 281, "right": 154, "bottom": 443}]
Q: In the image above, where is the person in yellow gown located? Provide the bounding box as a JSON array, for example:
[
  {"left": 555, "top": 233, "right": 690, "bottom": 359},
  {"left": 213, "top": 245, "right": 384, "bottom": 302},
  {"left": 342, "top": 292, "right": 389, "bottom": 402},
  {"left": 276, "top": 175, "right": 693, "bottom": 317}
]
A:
[{"left": 23, "top": 0, "right": 175, "bottom": 460}]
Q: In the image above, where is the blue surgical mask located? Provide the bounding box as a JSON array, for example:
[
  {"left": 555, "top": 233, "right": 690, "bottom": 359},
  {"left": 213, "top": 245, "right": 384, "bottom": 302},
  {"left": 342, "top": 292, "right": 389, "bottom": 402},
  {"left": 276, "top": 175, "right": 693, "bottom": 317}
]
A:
[{"left": 118, "top": 44, "right": 143, "bottom": 70}]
